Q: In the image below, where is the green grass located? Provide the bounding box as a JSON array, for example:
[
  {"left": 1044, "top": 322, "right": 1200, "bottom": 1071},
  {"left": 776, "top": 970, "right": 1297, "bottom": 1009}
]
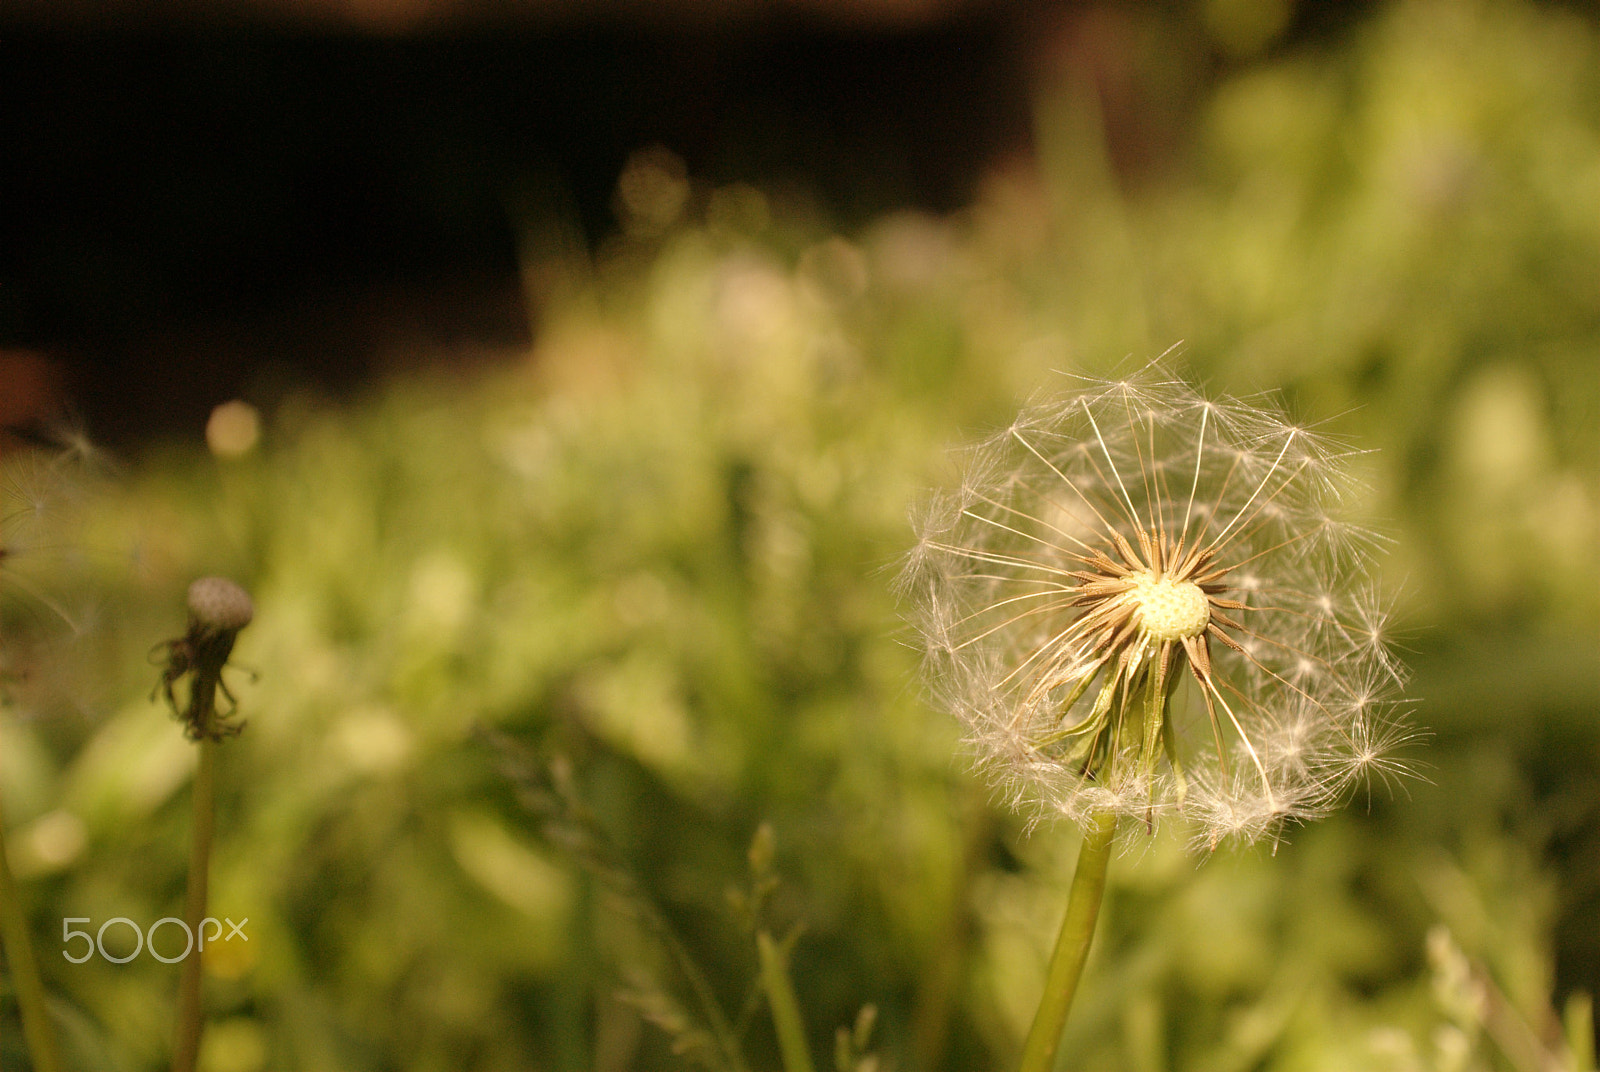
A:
[{"left": 2, "top": 1, "right": 1598, "bottom": 1068}]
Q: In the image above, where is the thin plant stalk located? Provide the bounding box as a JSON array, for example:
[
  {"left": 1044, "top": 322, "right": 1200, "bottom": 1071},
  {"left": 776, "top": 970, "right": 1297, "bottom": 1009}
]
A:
[
  {"left": 757, "top": 930, "right": 816, "bottom": 1072},
  {"left": 1016, "top": 810, "right": 1117, "bottom": 1072},
  {"left": 1565, "top": 992, "right": 1596, "bottom": 1072},
  {"left": 0, "top": 776, "right": 66, "bottom": 1072},
  {"left": 171, "top": 735, "right": 217, "bottom": 1072},
  {"left": 161, "top": 577, "right": 254, "bottom": 1072}
]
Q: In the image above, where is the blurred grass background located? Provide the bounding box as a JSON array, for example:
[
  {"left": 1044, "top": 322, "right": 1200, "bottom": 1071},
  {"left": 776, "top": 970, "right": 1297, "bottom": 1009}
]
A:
[{"left": 3, "top": 0, "right": 1599, "bottom": 1069}]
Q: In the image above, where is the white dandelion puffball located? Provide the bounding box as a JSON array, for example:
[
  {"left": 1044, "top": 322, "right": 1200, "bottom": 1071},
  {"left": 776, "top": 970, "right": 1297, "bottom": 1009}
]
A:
[{"left": 901, "top": 367, "right": 1411, "bottom": 846}]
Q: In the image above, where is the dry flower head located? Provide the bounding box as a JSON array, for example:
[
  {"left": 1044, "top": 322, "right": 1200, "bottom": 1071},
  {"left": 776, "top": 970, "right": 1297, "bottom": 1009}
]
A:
[
  {"left": 155, "top": 576, "right": 254, "bottom": 741},
  {"left": 900, "top": 366, "right": 1412, "bottom": 847}
]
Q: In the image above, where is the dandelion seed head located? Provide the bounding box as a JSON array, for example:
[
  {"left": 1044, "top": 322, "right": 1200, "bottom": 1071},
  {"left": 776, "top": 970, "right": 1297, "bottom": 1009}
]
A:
[
  {"left": 187, "top": 576, "right": 254, "bottom": 635},
  {"left": 1128, "top": 573, "right": 1210, "bottom": 642},
  {"left": 899, "top": 363, "right": 1413, "bottom": 845}
]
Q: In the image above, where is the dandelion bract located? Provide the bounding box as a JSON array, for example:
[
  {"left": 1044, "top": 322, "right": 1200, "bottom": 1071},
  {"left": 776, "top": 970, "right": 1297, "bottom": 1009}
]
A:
[{"left": 901, "top": 366, "right": 1411, "bottom": 846}]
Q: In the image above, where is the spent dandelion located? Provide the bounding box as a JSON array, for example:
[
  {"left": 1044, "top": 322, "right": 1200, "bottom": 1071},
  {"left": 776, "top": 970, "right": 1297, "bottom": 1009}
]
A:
[
  {"left": 899, "top": 363, "right": 1412, "bottom": 1071},
  {"left": 156, "top": 576, "right": 255, "bottom": 1072},
  {"left": 902, "top": 365, "right": 1410, "bottom": 843},
  {"left": 0, "top": 439, "right": 91, "bottom": 1072}
]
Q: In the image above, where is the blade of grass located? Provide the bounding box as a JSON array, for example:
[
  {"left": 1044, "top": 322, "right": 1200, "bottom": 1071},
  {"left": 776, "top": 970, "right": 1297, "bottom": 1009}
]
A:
[
  {"left": 757, "top": 930, "right": 815, "bottom": 1072},
  {"left": 0, "top": 774, "right": 66, "bottom": 1072}
]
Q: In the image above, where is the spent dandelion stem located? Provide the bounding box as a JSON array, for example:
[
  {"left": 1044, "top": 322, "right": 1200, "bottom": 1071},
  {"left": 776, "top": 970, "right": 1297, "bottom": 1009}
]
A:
[
  {"left": 900, "top": 362, "right": 1413, "bottom": 1066},
  {"left": 159, "top": 576, "right": 254, "bottom": 1072}
]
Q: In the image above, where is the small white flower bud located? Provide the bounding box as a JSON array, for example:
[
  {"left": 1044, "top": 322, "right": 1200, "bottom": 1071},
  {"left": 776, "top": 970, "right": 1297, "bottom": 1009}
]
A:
[{"left": 187, "top": 577, "right": 254, "bottom": 634}]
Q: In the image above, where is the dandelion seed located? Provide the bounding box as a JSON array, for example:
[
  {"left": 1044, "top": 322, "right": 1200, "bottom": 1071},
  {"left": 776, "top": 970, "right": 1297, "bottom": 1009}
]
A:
[
  {"left": 900, "top": 365, "right": 1412, "bottom": 846},
  {"left": 2, "top": 441, "right": 102, "bottom": 647}
]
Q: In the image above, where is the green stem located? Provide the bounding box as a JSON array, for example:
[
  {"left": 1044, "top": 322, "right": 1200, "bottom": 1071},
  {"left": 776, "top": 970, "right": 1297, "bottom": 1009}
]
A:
[
  {"left": 1565, "top": 991, "right": 1596, "bottom": 1072},
  {"left": 757, "top": 930, "right": 815, "bottom": 1072},
  {"left": 172, "top": 736, "right": 217, "bottom": 1072},
  {"left": 0, "top": 787, "right": 65, "bottom": 1072},
  {"left": 1017, "top": 810, "right": 1117, "bottom": 1072}
]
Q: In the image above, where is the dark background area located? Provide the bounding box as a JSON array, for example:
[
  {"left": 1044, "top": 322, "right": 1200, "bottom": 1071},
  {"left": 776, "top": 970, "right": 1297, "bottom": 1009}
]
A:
[
  {"left": 3, "top": 17, "right": 1026, "bottom": 445},
  {"left": 0, "top": 1, "right": 1386, "bottom": 447}
]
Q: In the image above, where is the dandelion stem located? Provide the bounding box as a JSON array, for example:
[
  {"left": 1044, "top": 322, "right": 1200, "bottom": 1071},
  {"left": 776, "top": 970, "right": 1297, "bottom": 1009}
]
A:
[
  {"left": 1017, "top": 810, "right": 1116, "bottom": 1072},
  {"left": 172, "top": 735, "right": 217, "bottom": 1072},
  {"left": 162, "top": 577, "right": 253, "bottom": 1072},
  {"left": 0, "top": 779, "right": 65, "bottom": 1072}
]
